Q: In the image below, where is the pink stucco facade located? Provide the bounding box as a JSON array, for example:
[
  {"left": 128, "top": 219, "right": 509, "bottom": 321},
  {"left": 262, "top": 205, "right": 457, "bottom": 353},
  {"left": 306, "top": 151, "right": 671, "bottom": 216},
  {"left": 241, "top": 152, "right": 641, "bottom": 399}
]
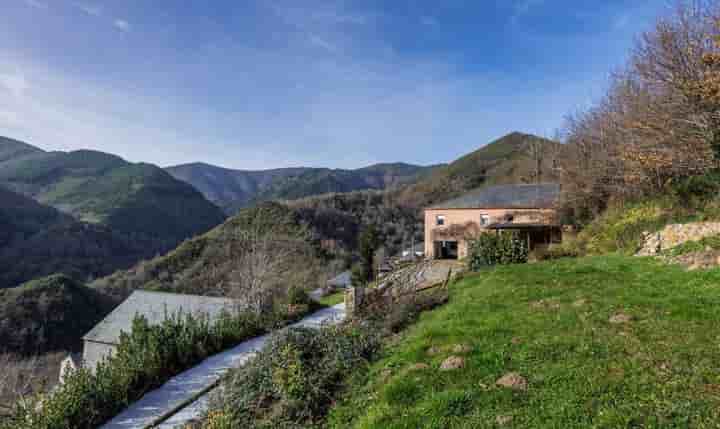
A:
[{"left": 424, "top": 208, "right": 558, "bottom": 259}]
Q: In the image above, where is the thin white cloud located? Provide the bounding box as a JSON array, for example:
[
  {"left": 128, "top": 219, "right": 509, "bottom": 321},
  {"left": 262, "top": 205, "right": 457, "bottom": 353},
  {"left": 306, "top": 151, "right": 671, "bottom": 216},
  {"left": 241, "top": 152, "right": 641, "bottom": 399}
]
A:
[
  {"left": 113, "top": 19, "right": 130, "bottom": 32},
  {"left": 24, "top": 0, "right": 48, "bottom": 10},
  {"left": 75, "top": 3, "right": 102, "bottom": 16},
  {"left": 311, "top": 11, "right": 366, "bottom": 25},
  {"left": 0, "top": 110, "right": 21, "bottom": 127},
  {"left": 0, "top": 72, "right": 28, "bottom": 98},
  {"left": 309, "top": 35, "right": 337, "bottom": 52}
]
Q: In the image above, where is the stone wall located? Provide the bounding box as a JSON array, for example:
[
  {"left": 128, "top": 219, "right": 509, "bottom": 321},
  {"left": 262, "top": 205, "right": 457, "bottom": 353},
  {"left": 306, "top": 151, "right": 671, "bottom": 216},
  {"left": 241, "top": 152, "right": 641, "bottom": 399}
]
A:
[{"left": 637, "top": 222, "right": 720, "bottom": 256}]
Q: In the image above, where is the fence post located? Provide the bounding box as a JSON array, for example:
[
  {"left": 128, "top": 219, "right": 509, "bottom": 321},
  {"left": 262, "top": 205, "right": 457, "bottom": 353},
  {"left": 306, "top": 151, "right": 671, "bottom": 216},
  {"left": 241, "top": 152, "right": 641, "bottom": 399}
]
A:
[{"left": 345, "top": 286, "right": 365, "bottom": 318}]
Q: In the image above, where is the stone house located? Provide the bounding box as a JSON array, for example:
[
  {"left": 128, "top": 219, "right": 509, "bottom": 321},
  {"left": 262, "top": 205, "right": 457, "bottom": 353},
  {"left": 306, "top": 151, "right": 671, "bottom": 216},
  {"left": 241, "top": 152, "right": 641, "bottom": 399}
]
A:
[
  {"left": 424, "top": 184, "right": 561, "bottom": 259},
  {"left": 76, "top": 290, "right": 238, "bottom": 374}
]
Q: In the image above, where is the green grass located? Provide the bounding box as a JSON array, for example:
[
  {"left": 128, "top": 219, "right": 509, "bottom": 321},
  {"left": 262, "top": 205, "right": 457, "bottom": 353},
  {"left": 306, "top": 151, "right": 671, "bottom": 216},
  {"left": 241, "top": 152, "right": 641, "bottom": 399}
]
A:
[
  {"left": 326, "top": 255, "right": 720, "bottom": 428},
  {"left": 318, "top": 291, "right": 345, "bottom": 306}
]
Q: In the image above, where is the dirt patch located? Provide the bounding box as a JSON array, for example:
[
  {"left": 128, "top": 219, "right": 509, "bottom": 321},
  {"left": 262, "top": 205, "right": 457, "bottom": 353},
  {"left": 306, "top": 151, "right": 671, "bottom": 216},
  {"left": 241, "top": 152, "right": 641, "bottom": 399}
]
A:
[
  {"left": 496, "top": 372, "right": 528, "bottom": 391},
  {"left": 530, "top": 299, "right": 560, "bottom": 311},
  {"left": 609, "top": 312, "right": 633, "bottom": 324},
  {"left": 408, "top": 363, "right": 430, "bottom": 371}
]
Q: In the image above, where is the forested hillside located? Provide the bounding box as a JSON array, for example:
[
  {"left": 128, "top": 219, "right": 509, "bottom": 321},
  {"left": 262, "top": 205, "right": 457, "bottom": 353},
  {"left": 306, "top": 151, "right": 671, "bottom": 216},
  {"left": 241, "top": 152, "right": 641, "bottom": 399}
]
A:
[
  {"left": 0, "top": 275, "right": 112, "bottom": 355},
  {"left": 93, "top": 202, "right": 330, "bottom": 303},
  {"left": 0, "top": 186, "right": 162, "bottom": 288},
  {"left": 396, "top": 132, "right": 562, "bottom": 209},
  {"left": 166, "top": 161, "right": 439, "bottom": 213},
  {"left": 0, "top": 138, "right": 226, "bottom": 288}
]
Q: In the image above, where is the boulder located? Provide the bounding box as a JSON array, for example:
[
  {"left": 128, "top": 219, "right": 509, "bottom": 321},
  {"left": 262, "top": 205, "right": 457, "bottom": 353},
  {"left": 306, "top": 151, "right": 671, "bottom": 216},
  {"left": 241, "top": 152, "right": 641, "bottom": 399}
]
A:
[{"left": 440, "top": 356, "right": 465, "bottom": 371}]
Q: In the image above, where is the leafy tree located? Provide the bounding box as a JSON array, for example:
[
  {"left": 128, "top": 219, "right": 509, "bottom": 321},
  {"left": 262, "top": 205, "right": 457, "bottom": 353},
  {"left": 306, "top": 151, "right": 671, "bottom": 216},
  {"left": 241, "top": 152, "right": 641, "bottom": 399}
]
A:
[{"left": 353, "top": 226, "right": 380, "bottom": 286}]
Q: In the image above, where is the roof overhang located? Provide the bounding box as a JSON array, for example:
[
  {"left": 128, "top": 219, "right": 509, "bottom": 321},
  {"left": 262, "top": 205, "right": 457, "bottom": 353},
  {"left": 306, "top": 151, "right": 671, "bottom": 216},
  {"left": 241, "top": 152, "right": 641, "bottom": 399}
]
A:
[{"left": 486, "top": 223, "right": 560, "bottom": 230}]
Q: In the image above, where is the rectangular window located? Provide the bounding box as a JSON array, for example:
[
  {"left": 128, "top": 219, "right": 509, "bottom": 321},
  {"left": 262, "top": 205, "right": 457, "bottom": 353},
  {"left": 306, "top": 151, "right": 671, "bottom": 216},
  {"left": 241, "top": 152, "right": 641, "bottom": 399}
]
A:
[
  {"left": 436, "top": 215, "right": 446, "bottom": 226},
  {"left": 480, "top": 214, "right": 490, "bottom": 226}
]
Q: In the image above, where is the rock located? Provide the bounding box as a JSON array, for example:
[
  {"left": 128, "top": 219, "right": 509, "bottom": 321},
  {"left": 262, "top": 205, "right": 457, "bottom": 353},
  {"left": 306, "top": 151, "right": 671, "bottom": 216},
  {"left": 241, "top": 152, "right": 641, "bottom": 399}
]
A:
[
  {"left": 609, "top": 312, "right": 633, "bottom": 324},
  {"left": 496, "top": 415, "right": 514, "bottom": 425},
  {"left": 496, "top": 372, "right": 528, "bottom": 391},
  {"left": 408, "top": 363, "right": 430, "bottom": 371},
  {"left": 440, "top": 356, "right": 465, "bottom": 371},
  {"left": 452, "top": 344, "right": 472, "bottom": 354},
  {"left": 637, "top": 222, "right": 720, "bottom": 257}
]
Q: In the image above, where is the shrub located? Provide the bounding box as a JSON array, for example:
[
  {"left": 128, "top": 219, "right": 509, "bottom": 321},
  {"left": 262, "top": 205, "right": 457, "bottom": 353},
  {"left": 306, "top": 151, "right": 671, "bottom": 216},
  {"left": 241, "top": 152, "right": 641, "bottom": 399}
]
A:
[
  {"left": 287, "top": 287, "right": 311, "bottom": 306},
  {"left": 672, "top": 172, "right": 720, "bottom": 207},
  {"left": 467, "top": 232, "right": 528, "bottom": 270},
  {"left": 532, "top": 243, "right": 580, "bottom": 261},
  {"left": 207, "top": 324, "right": 381, "bottom": 429},
  {"left": 6, "top": 309, "right": 286, "bottom": 429}
]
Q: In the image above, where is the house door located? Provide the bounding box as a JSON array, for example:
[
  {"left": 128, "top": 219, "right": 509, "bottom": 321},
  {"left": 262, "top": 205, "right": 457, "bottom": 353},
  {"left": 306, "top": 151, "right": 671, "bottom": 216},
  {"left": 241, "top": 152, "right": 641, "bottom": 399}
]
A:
[{"left": 434, "top": 241, "right": 458, "bottom": 260}]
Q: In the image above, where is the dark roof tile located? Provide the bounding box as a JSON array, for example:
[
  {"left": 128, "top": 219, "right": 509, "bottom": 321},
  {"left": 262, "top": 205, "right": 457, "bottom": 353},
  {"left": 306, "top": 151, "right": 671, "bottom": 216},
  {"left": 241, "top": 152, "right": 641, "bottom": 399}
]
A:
[{"left": 428, "top": 184, "right": 560, "bottom": 209}]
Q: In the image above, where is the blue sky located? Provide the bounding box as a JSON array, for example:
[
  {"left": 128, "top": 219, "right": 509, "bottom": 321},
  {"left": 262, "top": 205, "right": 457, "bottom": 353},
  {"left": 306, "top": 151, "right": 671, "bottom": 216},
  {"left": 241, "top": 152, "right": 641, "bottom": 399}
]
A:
[{"left": 0, "top": 0, "right": 668, "bottom": 169}]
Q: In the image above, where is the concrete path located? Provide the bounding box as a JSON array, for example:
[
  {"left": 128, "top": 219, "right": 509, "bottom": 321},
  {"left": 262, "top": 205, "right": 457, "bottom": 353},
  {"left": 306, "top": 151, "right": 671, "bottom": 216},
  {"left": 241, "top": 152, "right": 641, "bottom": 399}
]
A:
[{"left": 101, "top": 303, "right": 346, "bottom": 429}]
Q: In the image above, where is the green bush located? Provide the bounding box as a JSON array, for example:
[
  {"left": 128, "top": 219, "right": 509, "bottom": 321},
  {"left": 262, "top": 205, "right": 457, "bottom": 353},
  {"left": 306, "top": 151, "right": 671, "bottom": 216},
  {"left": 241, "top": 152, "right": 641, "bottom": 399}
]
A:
[
  {"left": 532, "top": 243, "right": 580, "bottom": 261},
  {"left": 672, "top": 172, "right": 720, "bottom": 207},
  {"left": 467, "top": 232, "right": 528, "bottom": 270},
  {"left": 5, "top": 309, "right": 284, "bottom": 429},
  {"left": 287, "top": 287, "right": 311, "bottom": 306},
  {"left": 207, "top": 324, "right": 380, "bottom": 429}
]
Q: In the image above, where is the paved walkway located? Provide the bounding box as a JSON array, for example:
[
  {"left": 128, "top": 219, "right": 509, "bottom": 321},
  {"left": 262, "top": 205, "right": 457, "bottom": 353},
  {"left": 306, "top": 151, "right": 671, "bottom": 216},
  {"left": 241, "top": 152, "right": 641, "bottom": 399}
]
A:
[{"left": 101, "top": 303, "right": 346, "bottom": 429}]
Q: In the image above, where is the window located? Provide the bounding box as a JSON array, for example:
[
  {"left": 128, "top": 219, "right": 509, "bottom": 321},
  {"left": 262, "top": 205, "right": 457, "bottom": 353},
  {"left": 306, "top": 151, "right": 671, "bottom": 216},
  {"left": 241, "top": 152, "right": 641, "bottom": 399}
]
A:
[
  {"left": 480, "top": 214, "right": 490, "bottom": 226},
  {"left": 436, "top": 215, "right": 446, "bottom": 226}
]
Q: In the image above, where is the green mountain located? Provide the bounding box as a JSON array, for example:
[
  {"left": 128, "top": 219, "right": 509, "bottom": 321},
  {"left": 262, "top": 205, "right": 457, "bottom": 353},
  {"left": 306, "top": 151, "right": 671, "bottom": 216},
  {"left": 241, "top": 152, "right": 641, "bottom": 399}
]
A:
[
  {"left": 0, "top": 185, "right": 172, "bottom": 288},
  {"left": 0, "top": 138, "right": 226, "bottom": 285},
  {"left": 165, "top": 162, "right": 439, "bottom": 214},
  {"left": 0, "top": 274, "right": 112, "bottom": 355},
  {"left": 396, "top": 132, "right": 562, "bottom": 208},
  {"left": 0, "top": 140, "right": 226, "bottom": 237}
]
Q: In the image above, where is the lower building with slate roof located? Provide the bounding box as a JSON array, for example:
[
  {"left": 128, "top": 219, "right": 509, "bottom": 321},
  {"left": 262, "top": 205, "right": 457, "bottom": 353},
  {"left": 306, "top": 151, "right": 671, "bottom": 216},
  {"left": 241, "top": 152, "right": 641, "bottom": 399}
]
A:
[
  {"left": 424, "top": 183, "right": 562, "bottom": 259},
  {"left": 78, "top": 290, "right": 239, "bottom": 373}
]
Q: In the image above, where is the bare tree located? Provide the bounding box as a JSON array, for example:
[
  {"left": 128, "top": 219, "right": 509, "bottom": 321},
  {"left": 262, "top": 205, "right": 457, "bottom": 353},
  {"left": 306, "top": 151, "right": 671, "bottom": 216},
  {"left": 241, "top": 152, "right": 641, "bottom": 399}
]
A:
[
  {"left": 560, "top": 1, "right": 720, "bottom": 219},
  {"left": 0, "top": 354, "right": 41, "bottom": 416},
  {"left": 216, "top": 208, "right": 318, "bottom": 313}
]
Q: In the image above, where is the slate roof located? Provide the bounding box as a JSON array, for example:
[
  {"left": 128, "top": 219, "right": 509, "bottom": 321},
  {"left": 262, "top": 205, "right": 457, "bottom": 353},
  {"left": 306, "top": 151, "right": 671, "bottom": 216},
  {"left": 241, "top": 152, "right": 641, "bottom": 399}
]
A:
[
  {"left": 428, "top": 183, "right": 560, "bottom": 210},
  {"left": 83, "top": 291, "right": 239, "bottom": 345}
]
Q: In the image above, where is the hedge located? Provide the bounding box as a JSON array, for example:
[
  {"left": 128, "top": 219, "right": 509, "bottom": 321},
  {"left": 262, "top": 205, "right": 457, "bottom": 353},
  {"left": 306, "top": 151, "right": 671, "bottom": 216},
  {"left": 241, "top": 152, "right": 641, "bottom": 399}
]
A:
[
  {"left": 467, "top": 231, "right": 528, "bottom": 270},
  {"left": 3, "top": 309, "right": 293, "bottom": 429}
]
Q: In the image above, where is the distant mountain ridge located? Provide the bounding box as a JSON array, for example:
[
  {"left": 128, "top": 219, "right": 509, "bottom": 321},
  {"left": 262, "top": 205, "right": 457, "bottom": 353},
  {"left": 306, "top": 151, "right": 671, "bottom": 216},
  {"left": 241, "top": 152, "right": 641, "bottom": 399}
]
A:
[
  {"left": 166, "top": 161, "right": 440, "bottom": 213},
  {"left": 0, "top": 137, "right": 227, "bottom": 288}
]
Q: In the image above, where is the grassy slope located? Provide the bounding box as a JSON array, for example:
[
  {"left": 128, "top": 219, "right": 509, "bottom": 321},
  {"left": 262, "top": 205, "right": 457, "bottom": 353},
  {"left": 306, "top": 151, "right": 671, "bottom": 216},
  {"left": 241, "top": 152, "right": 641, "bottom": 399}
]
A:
[{"left": 327, "top": 255, "right": 720, "bottom": 428}]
